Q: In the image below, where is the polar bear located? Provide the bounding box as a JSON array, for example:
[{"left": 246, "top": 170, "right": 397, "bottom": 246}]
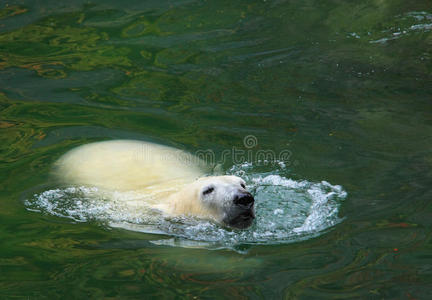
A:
[{"left": 54, "top": 140, "right": 255, "bottom": 229}]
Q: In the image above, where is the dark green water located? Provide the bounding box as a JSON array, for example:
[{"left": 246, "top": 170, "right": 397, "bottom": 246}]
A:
[{"left": 1, "top": 0, "right": 432, "bottom": 298}]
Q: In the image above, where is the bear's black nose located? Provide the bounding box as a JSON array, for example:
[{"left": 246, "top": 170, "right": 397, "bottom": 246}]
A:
[{"left": 233, "top": 193, "right": 254, "bottom": 207}]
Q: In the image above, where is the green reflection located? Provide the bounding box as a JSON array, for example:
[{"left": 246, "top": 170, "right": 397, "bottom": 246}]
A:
[{"left": 0, "top": 0, "right": 431, "bottom": 298}]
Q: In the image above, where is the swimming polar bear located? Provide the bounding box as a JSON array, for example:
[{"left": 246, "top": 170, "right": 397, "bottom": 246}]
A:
[{"left": 54, "top": 140, "right": 255, "bottom": 229}]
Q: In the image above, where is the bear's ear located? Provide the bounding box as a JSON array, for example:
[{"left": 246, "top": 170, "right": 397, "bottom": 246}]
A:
[{"left": 202, "top": 186, "right": 215, "bottom": 195}]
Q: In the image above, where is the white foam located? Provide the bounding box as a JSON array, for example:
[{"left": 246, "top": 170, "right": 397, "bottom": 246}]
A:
[{"left": 25, "top": 165, "right": 347, "bottom": 250}]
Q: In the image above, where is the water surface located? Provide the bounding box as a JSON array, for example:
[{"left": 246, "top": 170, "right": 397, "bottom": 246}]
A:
[{"left": 1, "top": 0, "right": 431, "bottom": 298}]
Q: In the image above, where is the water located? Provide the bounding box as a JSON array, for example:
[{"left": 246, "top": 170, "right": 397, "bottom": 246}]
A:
[
  {"left": 25, "top": 163, "right": 347, "bottom": 250},
  {"left": 1, "top": 0, "right": 432, "bottom": 298}
]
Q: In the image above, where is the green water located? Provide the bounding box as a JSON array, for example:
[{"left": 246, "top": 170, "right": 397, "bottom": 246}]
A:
[{"left": 1, "top": 0, "right": 432, "bottom": 298}]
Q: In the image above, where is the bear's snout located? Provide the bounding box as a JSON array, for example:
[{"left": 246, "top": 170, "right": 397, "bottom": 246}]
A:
[
  {"left": 233, "top": 192, "right": 254, "bottom": 208},
  {"left": 223, "top": 191, "right": 255, "bottom": 229}
]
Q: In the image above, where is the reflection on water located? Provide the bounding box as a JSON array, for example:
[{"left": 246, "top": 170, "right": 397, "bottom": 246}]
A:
[
  {"left": 368, "top": 11, "right": 432, "bottom": 43},
  {"left": 1, "top": 0, "right": 432, "bottom": 298}
]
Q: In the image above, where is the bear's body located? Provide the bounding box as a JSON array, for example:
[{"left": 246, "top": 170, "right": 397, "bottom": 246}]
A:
[
  {"left": 54, "top": 140, "right": 255, "bottom": 228},
  {"left": 55, "top": 140, "right": 204, "bottom": 192}
]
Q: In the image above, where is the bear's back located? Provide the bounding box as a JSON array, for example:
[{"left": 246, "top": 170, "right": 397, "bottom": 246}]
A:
[{"left": 54, "top": 140, "right": 205, "bottom": 192}]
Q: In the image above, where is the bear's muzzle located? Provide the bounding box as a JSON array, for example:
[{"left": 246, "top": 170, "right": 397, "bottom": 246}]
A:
[{"left": 224, "top": 192, "right": 255, "bottom": 229}]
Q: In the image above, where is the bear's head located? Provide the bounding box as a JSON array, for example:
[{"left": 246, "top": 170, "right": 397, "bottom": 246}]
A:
[
  {"left": 199, "top": 175, "right": 255, "bottom": 229},
  {"left": 169, "top": 175, "right": 255, "bottom": 229}
]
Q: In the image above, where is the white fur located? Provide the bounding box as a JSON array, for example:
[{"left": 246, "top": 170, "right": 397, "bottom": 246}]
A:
[{"left": 54, "top": 140, "right": 246, "bottom": 223}]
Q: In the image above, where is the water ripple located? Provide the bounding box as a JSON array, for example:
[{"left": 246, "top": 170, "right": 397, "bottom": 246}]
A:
[{"left": 25, "top": 164, "right": 347, "bottom": 251}]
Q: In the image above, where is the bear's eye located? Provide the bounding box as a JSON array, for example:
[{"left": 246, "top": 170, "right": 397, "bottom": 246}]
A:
[
  {"left": 240, "top": 183, "right": 246, "bottom": 189},
  {"left": 203, "top": 187, "right": 214, "bottom": 195}
]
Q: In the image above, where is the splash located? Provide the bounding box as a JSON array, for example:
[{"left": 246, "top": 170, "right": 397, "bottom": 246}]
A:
[{"left": 25, "top": 163, "right": 347, "bottom": 250}]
